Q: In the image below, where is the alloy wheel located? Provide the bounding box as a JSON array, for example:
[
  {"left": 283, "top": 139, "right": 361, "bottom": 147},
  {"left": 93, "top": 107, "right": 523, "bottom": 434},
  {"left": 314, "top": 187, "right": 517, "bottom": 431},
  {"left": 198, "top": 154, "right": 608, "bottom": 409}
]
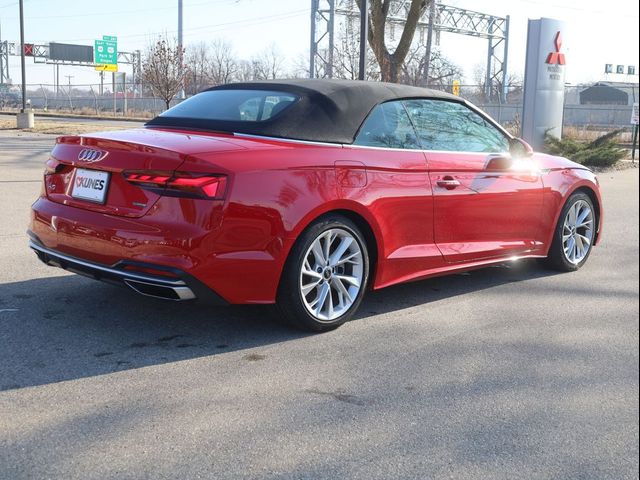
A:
[
  {"left": 562, "top": 199, "right": 594, "bottom": 265},
  {"left": 299, "top": 228, "right": 364, "bottom": 322}
]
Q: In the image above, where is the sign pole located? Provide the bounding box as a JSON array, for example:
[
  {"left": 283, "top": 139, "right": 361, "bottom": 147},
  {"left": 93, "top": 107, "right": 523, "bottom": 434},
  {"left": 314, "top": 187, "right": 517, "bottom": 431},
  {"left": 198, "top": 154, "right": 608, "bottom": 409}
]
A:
[
  {"left": 632, "top": 125, "right": 638, "bottom": 163},
  {"left": 18, "top": 0, "right": 26, "bottom": 111},
  {"left": 358, "top": 0, "right": 368, "bottom": 81},
  {"left": 16, "top": 0, "right": 34, "bottom": 128},
  {"left": 112, "top": 72, "right": 116, "bottom": 116},
  {"left": 123, "top": 72, "right": 127, "bottom": 116}
]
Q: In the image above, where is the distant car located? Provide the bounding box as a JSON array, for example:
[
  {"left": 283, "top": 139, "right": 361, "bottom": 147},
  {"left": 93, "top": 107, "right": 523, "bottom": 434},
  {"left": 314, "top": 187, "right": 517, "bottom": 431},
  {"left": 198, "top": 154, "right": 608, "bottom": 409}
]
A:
[{"left": 29, "top": 79, "right": 603, "bottom": 331}]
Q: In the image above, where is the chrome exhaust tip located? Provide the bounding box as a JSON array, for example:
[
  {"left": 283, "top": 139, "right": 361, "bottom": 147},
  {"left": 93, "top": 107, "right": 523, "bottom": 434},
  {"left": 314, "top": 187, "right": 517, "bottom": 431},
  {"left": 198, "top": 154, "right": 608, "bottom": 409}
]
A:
[
  {"left": 124, "top": 279, "right": 196, "bottom": 301},
  {"left": 29, "top": 240, "right": 218, "bottom": 303}
]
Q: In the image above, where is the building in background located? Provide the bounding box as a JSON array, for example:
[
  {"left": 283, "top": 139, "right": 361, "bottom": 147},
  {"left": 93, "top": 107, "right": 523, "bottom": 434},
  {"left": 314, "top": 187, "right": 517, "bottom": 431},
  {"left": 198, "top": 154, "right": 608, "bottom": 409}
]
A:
[{"left": 579, "top": 81, "right": 639, "bottom": 106}]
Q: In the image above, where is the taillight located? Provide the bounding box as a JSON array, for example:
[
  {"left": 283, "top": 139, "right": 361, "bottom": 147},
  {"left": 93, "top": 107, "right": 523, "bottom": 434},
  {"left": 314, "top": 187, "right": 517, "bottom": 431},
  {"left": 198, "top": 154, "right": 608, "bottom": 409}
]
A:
[{"left": 123, "top": 171, "right": 227, "bottom": 200}]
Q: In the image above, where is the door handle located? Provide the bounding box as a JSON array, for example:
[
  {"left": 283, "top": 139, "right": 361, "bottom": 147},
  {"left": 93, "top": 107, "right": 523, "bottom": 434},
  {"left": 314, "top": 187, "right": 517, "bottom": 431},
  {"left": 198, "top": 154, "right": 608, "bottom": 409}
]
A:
[{"left": 436, "top": 177, "right": 461, "bottom": 190}]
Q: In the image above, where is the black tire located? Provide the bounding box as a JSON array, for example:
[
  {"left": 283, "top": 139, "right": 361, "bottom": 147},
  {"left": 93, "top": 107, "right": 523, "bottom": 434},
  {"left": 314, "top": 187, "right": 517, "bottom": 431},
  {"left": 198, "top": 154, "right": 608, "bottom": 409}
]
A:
[
  {"left": 276, "top": 214, "right": 370, "bottom": 332},
  {"left": 543, "top": 191, "right": 596, "bottom": 272}
]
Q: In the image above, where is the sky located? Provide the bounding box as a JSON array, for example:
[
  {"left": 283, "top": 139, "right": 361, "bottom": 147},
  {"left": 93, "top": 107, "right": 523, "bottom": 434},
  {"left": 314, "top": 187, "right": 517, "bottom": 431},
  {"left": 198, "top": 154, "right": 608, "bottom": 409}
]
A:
[{"left": 0, "top": 0, "right": 638, "bottom": 88}]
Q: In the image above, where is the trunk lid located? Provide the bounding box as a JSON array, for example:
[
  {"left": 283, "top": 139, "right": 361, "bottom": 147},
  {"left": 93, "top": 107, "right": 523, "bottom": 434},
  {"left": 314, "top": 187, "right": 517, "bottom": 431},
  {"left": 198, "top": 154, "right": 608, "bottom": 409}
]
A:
[{"left": 45, "top": 128, "right": 246, "bottom": 217}]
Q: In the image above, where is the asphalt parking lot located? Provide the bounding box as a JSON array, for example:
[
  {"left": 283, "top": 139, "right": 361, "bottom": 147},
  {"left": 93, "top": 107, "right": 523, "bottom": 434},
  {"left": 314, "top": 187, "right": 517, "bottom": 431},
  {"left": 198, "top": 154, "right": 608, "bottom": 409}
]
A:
[{"left": 0, "top": 130, "right": 638, "bottom": 480}]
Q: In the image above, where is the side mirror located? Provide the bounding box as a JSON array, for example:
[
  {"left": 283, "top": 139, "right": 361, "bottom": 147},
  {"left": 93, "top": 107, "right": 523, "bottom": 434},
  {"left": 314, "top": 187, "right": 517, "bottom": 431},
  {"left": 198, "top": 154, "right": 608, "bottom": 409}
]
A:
[{"left": 509, "top": 138, "right": 534, "bottom": 157}]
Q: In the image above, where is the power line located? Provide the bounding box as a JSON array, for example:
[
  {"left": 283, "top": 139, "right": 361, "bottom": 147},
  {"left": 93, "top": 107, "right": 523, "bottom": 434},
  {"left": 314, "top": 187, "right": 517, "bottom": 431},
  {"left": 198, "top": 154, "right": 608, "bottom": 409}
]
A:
[
  {"left": 14, "top": 0, "right": 239, "bottom": 19},
  {"left": 26, "top": 9, "right": 309, "bottom": 43},
  {"left": 0, "top": 0, "right": 47, "bottom": 10}
]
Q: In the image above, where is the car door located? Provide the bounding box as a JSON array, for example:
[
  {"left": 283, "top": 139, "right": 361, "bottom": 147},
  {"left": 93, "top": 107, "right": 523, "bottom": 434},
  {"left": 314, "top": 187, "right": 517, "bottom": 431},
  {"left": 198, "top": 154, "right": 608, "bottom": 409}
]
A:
[
  {"left": 403, "top": 99, "right": 545, "bottom": 263},
  {"left": 341, "top": 100, "right": 446, "bottom": 287}
]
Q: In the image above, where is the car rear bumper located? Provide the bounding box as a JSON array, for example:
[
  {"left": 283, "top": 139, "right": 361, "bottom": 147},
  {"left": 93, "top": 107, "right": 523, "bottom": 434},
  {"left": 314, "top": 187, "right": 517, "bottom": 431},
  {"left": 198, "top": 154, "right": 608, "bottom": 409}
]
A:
[
  {"left": 28, "top": 234, "right": 228, "bottom": 305},
  {"left": 29, "top": 196, "right": 286, "bottom": 304}
]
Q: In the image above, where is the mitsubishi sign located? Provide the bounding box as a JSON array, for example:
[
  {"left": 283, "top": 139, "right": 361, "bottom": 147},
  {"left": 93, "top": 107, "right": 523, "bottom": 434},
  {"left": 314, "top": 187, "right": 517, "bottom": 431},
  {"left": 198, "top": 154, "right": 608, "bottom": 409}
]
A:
[{"left": 522, "top": 18, "right": 567, "bottom": 149}]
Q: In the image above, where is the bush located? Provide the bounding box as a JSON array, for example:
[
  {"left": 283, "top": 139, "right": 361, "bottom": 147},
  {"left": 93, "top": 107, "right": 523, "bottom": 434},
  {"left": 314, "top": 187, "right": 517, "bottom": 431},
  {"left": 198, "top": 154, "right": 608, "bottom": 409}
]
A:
[{"left": 544, "top": 129, "right": 626, "bottom": 168}]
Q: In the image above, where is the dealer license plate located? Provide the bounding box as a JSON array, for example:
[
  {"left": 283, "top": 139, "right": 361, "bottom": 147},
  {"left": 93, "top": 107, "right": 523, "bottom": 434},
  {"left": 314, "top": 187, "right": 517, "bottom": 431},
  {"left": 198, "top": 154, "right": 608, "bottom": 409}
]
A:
[{"left": 71, "top": 168, "right": 110, "bottom": 204}]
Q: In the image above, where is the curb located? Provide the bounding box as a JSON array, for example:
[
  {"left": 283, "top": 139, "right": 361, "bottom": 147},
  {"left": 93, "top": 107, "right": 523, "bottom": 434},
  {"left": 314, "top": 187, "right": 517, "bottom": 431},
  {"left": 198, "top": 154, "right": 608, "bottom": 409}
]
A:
[{"left": 0, "top": 111, "right": 149, "bottom": 122}]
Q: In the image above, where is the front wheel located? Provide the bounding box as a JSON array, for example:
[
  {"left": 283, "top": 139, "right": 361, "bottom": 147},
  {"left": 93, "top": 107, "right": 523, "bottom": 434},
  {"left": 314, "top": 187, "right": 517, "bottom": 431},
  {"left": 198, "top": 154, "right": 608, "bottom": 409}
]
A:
[
  {"left": 277, "top": 215, "right": 370, "bottom": 332},
  {"left": 544, "top": 192, "right": 596, "bottom": 271}
]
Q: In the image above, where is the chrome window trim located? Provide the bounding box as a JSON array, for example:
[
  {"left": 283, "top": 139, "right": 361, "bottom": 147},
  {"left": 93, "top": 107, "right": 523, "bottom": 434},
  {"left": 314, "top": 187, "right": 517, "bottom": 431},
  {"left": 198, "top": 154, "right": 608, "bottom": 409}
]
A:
[
  {"left": 232, "top": 132, "right": 344, "bottom": 148},
  {"left": 234, "top": 132, "right": 511, "bottom": 156},
  {"left": 344, "top": 143, "right": 511, "bottom": 156}
]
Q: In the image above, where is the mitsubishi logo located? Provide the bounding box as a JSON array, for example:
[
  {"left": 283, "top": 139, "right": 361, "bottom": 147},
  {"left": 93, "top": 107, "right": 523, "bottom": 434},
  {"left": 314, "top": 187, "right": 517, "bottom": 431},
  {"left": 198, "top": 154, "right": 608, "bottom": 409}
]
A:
[
  {"left": 546, "top": 31, "right": 566, "bottom": 65},
  {"left": 77, "top": 148, "right": 107, "bottom": 163}
]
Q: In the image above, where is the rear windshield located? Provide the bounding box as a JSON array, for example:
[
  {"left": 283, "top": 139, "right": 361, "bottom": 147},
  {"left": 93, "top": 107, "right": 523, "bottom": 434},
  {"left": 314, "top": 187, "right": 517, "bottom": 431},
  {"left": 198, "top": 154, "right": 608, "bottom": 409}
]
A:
[{"left": 159, "top": 89, "right": 299, "bottom": 122}]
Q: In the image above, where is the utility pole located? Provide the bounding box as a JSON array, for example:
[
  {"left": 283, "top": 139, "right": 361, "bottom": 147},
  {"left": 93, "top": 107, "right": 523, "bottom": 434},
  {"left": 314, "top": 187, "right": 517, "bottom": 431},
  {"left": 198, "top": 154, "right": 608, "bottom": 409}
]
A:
[
  {"left": 178, "top": 0, "right": 184, "bottom": 98},
  {"left": 423, "top": 0, "right": 436, "bottom": 86},
  {"left": 65, "top": 75, "right": 73, "bottom": 92},
  {"left": 309, "top": 0, "right": 317, "bottom": 78},
  {"left": 18, "top": 0, "right": 26, "bottom": 110},
  {"left": 16, "top": 0, "right": 34, "bottom": 127},
  {"left": 358, "top": 0, "right": 368, "bottom": 81},
  {"left": 136, "top": 49, "right": 141, "bottom": 98}
]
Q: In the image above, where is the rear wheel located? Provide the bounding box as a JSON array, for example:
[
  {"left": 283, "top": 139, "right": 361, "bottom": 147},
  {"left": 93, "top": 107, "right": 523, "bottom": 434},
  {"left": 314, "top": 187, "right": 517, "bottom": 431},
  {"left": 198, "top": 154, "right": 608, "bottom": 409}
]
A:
[
  {"left": 277, "top": 215, "right": 369, "bottom": 331},
  {"left": 544, "top": 192, "right": 596, "bottom": 271}
]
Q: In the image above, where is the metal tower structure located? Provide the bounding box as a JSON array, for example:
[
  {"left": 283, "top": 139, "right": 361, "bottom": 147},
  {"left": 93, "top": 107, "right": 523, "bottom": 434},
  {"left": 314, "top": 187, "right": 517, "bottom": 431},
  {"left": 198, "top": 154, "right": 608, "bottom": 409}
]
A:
[
  {"left": 0, "top": 40, "right": 9, "bottom": 84},
  {"left": 0, "top": 19, "right": 9, "bottom": 84},
  {"left": 310, "top": 0, "right": 511, "bottom": 101}
]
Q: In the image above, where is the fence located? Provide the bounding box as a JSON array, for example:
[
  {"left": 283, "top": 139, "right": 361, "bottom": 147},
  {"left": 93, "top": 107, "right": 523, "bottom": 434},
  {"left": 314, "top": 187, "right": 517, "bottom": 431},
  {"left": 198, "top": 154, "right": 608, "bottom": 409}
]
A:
[
  {"left": 0, "top": 83, "right": 180, "bottom": 118},
  {"left": 459, "top": 83, "right": 638, "bottom": 133},
  {"left": 1, "top": 82, "right": 638, "bottom": 134}
]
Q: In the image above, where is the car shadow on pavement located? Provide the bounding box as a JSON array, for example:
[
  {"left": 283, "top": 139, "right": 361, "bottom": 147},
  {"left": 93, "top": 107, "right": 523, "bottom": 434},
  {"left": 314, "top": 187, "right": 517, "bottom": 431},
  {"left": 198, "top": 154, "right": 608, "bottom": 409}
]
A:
[{"left": 0, "top": 259, "right": 559, "bottom": 391}]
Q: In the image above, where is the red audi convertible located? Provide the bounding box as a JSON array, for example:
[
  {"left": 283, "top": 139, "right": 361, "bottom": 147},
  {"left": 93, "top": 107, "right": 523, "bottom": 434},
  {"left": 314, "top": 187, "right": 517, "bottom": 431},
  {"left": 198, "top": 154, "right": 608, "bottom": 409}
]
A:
[{"left": 29, "top": 79, "right": 603, "bottom": 331}]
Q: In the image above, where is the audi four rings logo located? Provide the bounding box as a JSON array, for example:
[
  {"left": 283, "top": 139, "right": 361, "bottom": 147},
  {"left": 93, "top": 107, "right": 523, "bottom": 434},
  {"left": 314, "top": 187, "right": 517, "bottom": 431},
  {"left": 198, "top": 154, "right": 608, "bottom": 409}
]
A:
[{"left": 77, "top": 148, "right": 107, "bottom": 162}]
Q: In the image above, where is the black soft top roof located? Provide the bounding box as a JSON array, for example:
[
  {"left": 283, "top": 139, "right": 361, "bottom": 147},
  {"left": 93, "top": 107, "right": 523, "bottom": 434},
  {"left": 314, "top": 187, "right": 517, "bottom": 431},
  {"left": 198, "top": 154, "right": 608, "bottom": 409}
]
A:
[{"left": 146, "top": 79, "right": 461, "bottom": 144}]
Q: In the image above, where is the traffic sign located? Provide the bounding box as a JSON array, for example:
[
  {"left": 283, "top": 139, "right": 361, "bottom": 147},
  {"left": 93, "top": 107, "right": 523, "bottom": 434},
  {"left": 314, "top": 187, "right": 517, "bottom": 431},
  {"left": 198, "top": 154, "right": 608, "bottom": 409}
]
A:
[
  {"left": 95, "top": 64, "right": 118, "bottom": 72},
  {"left": 452, "top": 80, "right": 461, "bottom": 96},
  {"left": 631, "top": 103, "right": 639, "bottom": 126},
  {"left": 94, "top": 35, "right": 118, "bottom": 71}
]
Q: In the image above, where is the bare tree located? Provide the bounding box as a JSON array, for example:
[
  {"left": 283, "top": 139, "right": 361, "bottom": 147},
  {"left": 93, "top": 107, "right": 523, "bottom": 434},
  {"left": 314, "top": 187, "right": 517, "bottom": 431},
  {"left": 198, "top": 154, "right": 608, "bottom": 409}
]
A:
[
  {"left": 333, "top": 20, "right": 380, "bottom": 80},
  {"left": 296, "top": 21, "right": 380, "bottom": 80},
  {"left": 236, "top": 60, "right": 257, "bottom": 82},
  {"left": 291, "top": 52, "right": 314, "bottom": 79},
  {"left": 401, "top": 48, "right": 462, "bottom": 88},
  {"left": 185, "top": 42, "right": 211, "bottom": 95},
  {"left": 142, "top": 38, "right": 189, "bottom": 110},
  {"left": 359, "top": 0, "right": 430, "bottom": 83},
  {"left": 209, "top": 39, "right": 238, "bottom": 86},
  {"left": 252, "top": 44, "right": 286, "bottom": 80},
  {"left": 472, "top": 64, "right": 523, "bottom": 102}
]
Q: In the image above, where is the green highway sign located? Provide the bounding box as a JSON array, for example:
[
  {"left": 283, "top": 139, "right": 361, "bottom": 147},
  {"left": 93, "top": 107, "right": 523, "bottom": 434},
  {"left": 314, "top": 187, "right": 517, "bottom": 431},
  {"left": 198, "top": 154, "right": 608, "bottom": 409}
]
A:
[{"left": 94, "top": 35, "right": 118, "bottom": 70}]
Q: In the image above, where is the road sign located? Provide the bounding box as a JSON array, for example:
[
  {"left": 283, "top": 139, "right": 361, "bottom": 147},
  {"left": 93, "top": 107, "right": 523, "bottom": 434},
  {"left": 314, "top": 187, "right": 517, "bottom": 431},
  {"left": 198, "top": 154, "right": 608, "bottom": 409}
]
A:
[
  {"left": 631, "top": 103, "right": 639, "bottom": 125},
  {"left": 95, "top": 63, "right": 118, "bottom": 72},
  {"left": 452, "top": 80, "right": 461, "bottom": 96},
  {"left": 94, "top": 35, "right": 117, "bottom": 71}
]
